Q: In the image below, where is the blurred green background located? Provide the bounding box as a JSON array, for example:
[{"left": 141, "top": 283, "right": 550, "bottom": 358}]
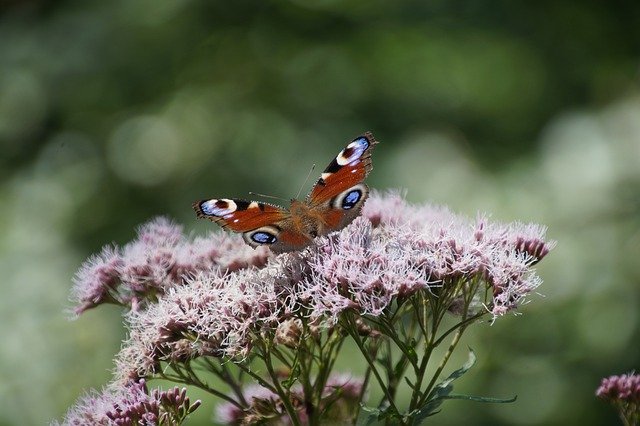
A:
[{"left": 1, "top": 0, "right": 639, "bottom": 424}]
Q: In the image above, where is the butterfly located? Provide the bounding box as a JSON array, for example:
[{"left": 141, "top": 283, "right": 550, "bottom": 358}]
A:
[{"left": 193, "top": 132, "right": 378, "bottom": 253}]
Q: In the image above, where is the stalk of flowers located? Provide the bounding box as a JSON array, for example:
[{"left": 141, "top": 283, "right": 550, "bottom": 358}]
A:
[
  {"left": 55, "top": 379, "right": 201, "bottom": 425},
  {"left": 64, "top": 191, "right": 553, "bottom": 425},
  {"left": 70, "top": 217, "right": 269, "bottom": 315},
  {"left": 597, "top": 372, "right": 640, "bottom": 426}
]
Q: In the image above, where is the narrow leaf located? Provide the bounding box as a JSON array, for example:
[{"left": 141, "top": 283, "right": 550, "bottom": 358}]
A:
[{"left": 443, "top": 393, "right": 517, "bottom": 403}]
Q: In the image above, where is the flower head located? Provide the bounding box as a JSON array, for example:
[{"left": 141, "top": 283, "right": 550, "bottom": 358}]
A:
[
  {"left": 56, "top": 379, "right": 200, "bottom": 425},
  {"left": 597, "top": 372, "right": 640, "bottom": 403},
  {"left": 115, "top": 266, "right": 293, "bottom": 379},
  {"left": 113, "top": 192, "right": 553, "bottom": 380},
  {"left": 71, "top": 217, "right": 269, "bottom": 315},
  {"left": 596, "top": 372, "right": 640, "bottom": 426}
]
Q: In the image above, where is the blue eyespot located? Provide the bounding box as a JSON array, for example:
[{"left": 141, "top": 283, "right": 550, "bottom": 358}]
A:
[
  {"left": 352, "top": 137, "right": 369, "bottom": 150},
  {"left": 251, "top": 231, "right": 277, "bottom": 244},
  {"left": 342, "top": 190, "right": 362, "bottom": 209}
]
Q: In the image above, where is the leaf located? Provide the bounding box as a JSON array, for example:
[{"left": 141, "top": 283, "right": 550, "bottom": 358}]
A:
[
  {"left": 408, "top": 349, "right": 516, "bottom": 424},
  {"left": 356, "top": 404, "right": 394, "bottom": 425},
  {"left": 443, "top": 394, "right": 517, "bottom": 403},
  {"left": 411, "top": 348, "right": 477, "bottom": 423},
  {"left": 356, "top": 406, "right": 384, "bottom": 426},
  {"left": 437, "top": 347, "right": 477, "bottom": 388}
]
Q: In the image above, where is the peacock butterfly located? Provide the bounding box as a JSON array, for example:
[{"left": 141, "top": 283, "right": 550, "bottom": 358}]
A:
[{"left": 193, "top": 132, "right": 378, "bottom": 253}]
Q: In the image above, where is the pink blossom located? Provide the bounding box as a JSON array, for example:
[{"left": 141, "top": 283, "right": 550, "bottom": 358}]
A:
[
  {"left": 112, "top": 192, "right": 552, "bottom": 380},
  {"left": 56, "top": 379, "right": 200, "bottom": 425},
  {"left": 115, "top": 267, "right": 291, "bottom": 379},
  {"left": 597, "top": 372, "right": 640, "bottom": 402},
  {"left": 70, "top": 217, "right": 269, "bottom": 315}
]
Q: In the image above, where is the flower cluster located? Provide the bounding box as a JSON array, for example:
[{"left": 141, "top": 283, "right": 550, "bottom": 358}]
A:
[
  {"left": 70, "top": 217, "right": 269, "bottom": 315},
  {"left": 65, "top": 191, "right": 554, "bottom": 424},
  {"left": 115, "top": 266, "right": 293, "bottom": 380},
  {"left": 597, "top": 373, "right": 640, "bottom": 403},
  {"left": 597, "top": 372, "right": 640, "bottom": 426},
  {"left": 57, "top": 379, "right": 200, "bottom": 425},
  {"left": 110, "top": 192, "right": 553, "bottom": 381},
  {"left": 215, "top": 374, "right": 363, "bottom": 425}
]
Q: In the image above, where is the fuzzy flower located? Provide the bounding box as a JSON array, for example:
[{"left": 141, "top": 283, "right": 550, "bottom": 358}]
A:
[
  {"left": 596, "top": 373, "right": 640, "bottom": 403},
  {"left": 56, "top": 379, "right": 200, "bottom": 425},
  {"left": 214, "top": 374, "right": 363, "bottom": 425},
  {"left": 71, "top": 217, "right": 269, "bottom": 315},
  {"left": 597, "top": 372, "right": 640, "bottom": 402},
  {"left": 113, "top": 192, "right": 553, "bottom": 379},
  {"left": 299, "top": 191, "right": 554, "bottom": 323},
  {"left": 115, "top": 266, "right": 297, "bottom": 380},
  {"left": 597, "top": 372, "right": 640, "bottom": 425}
]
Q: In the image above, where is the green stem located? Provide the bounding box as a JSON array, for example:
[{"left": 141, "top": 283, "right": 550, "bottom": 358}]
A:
[
  {"left": 419, "top": 326, "right": 464, "bottom": 407},
  {"left": 260, "top": 341, "right": 303, "bottom": 426},
  {"left": 234, "top": 362, "right": 278, "bottom": 394},
  {"left": 432, "top": 311, "right": 485, "bottom": 347},
  {"left": 419, "top": 279, "right": 480, "bottom": 406},
  {"left": 344, "top": 314, "right": 400, "bottom": 416},
  {"left": 352, "top": 362, "right": 373, "bottom": 424},
  {"left": 408, "top": 291, "right": 445, "bottom": 412},
  {"left": 158, "top": 367, "right": 241, "bottom": 408}
]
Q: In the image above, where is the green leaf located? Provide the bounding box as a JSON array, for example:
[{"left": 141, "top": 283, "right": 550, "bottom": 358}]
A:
[
  {"left": 408, "top": 349, "right": 516, "bottom": 424},
  {"left": 356, "top": 406, "right": 384, "bottom": 425},
  {"left": 443, "top": 394, "right": 517, "bottom": 403},
  {"left": 411, "top": 348, "right": 477, "bottom": 423},
  {"left": 357, "top": 404, "right": 395, "bottom": 425},
  {"left": 437, "top": 347, "right": 477, "bottom": 388}
]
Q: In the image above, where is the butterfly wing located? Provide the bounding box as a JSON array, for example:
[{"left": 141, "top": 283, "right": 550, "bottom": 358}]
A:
[
  {"left": 193, "top": 198, "right": 296, "bottom": 250},
  {"left": 307, "top": 131, "right": 378, "bottom": 233}
]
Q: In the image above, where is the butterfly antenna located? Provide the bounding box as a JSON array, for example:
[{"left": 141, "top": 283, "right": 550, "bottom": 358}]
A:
[
  {"left": 248, "top": 191, "right": 288, "bottom": 202},
  {"left": 296, "top": 163, "right": 316, "bottom": 199}
]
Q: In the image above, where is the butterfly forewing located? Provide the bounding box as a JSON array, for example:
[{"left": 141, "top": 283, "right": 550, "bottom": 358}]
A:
[
  {"left": 307, "top": 132, "right": 377, "bottom": 205},
  {"left": 193, "top": 198, "right": 288, "bottom": 232},
  {"left": 304, "top": 132, "right": 377, "bottom": 234}
]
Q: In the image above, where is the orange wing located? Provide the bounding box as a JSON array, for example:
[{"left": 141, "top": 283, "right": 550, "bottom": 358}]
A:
[
  {"left": 307, "top": 131, "right": 377, "bottom": 205},
  {"left": 193, "top": 198, "right": 288, "bottom": 232}
]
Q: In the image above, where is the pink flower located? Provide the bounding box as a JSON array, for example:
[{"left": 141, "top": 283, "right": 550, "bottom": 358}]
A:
[
  {"left": 596, "top": 372, "right": 640, "bottom": 425},
  {"left": 56, "top": 379, "right": 200, "bottom": 425},
  {"left": 112, "top": 192, "right": 553, "bottom": 380},
  {"left": 70, "top": 217, "right": 269, "bottom": 315},
  {"left": 597, "top": 373, "right": 640, "bottom": 402},
  {"left": 116, "top": 267, "right": 289, "bottom": 379}
]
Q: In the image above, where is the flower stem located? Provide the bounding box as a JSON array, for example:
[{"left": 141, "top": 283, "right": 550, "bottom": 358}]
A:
[
  {"left": 344, "top": 313, "right": 400, "bottom": 416},
  {"left": 259, "top": 341, "right": 303, "bottom": 426}
]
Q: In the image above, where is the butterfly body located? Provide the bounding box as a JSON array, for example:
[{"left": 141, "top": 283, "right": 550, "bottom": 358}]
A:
[{"left": 194, "top": 132, "right": 377, "bottom": 253}]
